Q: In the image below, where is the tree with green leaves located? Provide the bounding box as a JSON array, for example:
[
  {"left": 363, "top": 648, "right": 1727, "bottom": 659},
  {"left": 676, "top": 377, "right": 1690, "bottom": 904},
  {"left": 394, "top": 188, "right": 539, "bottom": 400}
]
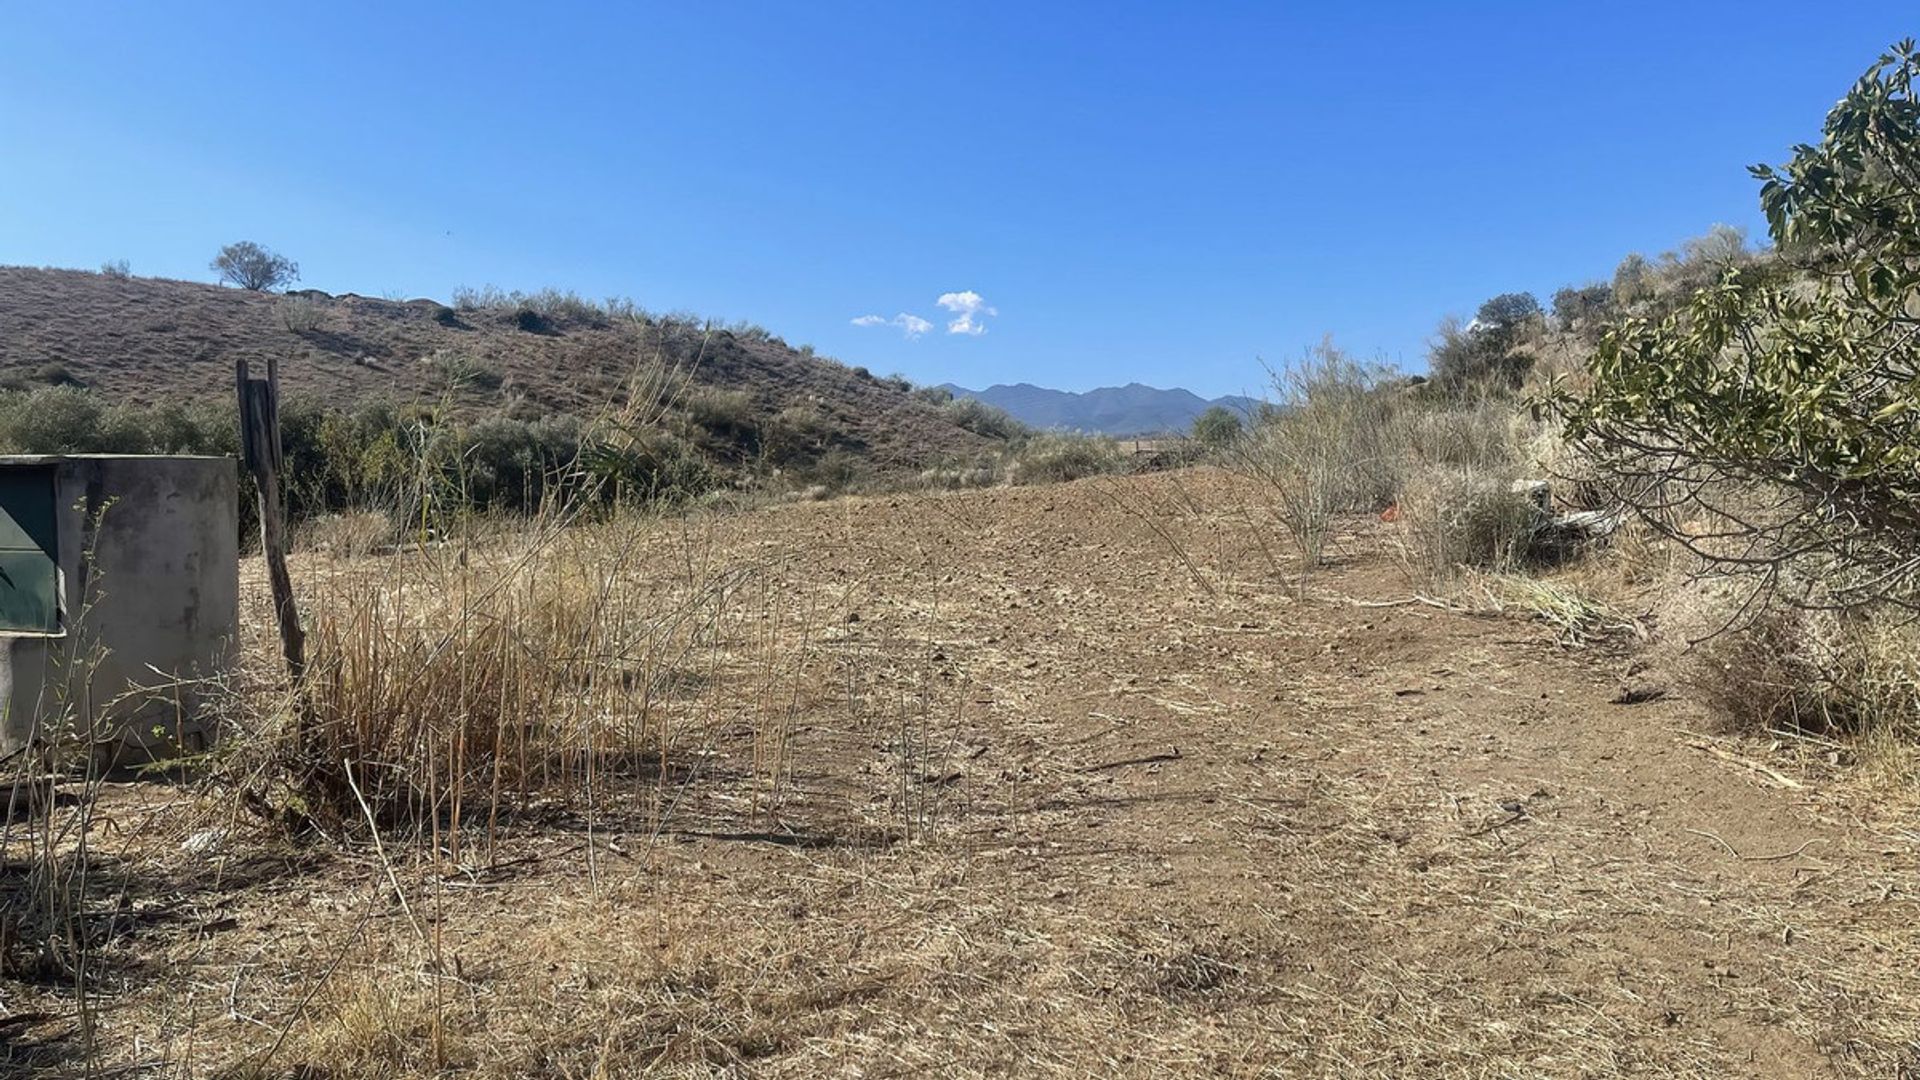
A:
[
  {"left": 1429, "top": 291, "right": 1544, "bottom": 389},
  {"left": 1191, "top": 405, "right": 1243, "bottom": 449},
  {"left": 211, "top": 241, "right": 300, "bottom": 291},
  {"left": 1556, "top": 40, "right": 1920, "bottom": 610}
]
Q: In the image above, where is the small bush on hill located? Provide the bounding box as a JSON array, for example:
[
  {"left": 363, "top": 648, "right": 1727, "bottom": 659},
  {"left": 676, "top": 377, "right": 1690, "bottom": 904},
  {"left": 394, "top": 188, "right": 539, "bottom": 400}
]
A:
[
  {"left": 212, "top": 241, "right": 299, "bottom": 291},
  {"left": 98, "top": 259, "right": 131, "bottom": 279},
  {"left": 943, "top": 396, "right": 1025, "bottom": 440},
  {"left": 764, "top": 404, "right": 841, "bottom": 465},
  {"left": 1429, "top": 293, "right": 1544, "bottom": 390},
  {"left": 683, "top": 387, "right": 759, "bottom": 445},
  {"left": 1551, "top": 283, "right": 1613, "bottom": 332},
  {"left": 280, "top": 296, "right": 325, "bottom": 333},
  {"left": 422, "top": 350, "right": 504, "bottom": 391},
  {"left": 34, "top": 361, "right": 82, "bottom": 387}
]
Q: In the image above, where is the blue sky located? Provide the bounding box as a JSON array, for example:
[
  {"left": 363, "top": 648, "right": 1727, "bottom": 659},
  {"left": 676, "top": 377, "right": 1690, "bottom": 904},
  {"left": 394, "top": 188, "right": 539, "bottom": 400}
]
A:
[{"left": 1, "top": 3, "right": 1912, "bottom": 397}]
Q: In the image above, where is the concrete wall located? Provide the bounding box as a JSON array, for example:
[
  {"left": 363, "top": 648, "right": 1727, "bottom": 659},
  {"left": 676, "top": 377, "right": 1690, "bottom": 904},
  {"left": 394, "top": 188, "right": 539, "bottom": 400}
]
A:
[{"left": 0, "top": 456, "right": 239, "bottom": 764}]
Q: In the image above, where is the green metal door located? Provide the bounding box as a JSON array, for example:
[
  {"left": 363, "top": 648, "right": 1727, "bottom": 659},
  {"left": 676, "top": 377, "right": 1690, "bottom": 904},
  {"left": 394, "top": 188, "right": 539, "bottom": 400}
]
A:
[{"left": 0, "top": 467, "right": 59, "bottom": 632}]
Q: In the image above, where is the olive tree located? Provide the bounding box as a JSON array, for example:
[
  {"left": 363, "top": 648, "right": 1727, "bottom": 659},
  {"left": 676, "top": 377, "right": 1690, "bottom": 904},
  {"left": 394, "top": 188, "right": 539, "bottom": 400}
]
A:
[
  {"left": 211, "top": 241, "right": 299, "bottom": 291},
  {"left": 1556, "top": 40, "right": 1920, "bottom": 610}
]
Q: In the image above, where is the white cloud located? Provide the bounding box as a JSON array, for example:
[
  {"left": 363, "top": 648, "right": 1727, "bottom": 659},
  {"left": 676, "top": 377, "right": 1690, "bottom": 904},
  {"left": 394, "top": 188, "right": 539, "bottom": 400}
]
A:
[
  {"left": 936, "top": 290, "right": 997, "bottom": 336},
  {"left": 851, "top": 292, "right": 996, "bottom": 340},
  {"left": 851, "top": 312, "right": 933, "bottom": 339}
]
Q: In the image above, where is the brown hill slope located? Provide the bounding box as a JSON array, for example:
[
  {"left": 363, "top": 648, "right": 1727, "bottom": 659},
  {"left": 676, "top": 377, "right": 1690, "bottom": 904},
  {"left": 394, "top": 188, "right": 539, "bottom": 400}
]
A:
[{"left": 0, "top": 266, "right": 992, "bottom": 473}]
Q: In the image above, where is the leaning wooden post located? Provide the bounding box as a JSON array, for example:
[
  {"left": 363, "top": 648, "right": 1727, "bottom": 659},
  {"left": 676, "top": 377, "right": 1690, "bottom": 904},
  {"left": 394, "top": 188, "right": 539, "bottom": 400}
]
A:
[{"left": 237, "top": 356, "right": 306, "bottom": 687}]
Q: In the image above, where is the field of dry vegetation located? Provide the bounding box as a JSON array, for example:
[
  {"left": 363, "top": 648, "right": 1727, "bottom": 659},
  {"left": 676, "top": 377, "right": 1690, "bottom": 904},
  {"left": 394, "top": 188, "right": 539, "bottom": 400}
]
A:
[
  {"left": 12, "top": 50, "right": 1920, "bottom": 1071},
  {"left": 3, "top": 427, "right": 1917, "bottom": 1076}
]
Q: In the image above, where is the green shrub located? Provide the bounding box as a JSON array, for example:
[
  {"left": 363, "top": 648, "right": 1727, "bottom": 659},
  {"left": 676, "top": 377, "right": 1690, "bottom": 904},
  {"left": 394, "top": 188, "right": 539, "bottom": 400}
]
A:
[
  {"left": 943, "top": 396, "right": 1025, "bottom": 440},
  {"left": 1557, "top": 39, "right": 1920, "bottom": 612},
  {"left": 1190, "top": 405, "right": 1243, "bottom": 449},
  {"left": 581, "top": 427, "right": 716, "bottom": 502},
  {"left": 422, "top": 350, "right": 504, "bottom": 391},
  {"left": 1004, "top": 433, "right": 1122, "bottom": 485},
  {"left": 682, "top": 387, "right": 759, "bottom": 444},
  {"left": 1550, "top": 283, "right": 1613, "bottom": 331},
  {"left": 1429, "top": 293, "right": 1544, "bottom": 390}
]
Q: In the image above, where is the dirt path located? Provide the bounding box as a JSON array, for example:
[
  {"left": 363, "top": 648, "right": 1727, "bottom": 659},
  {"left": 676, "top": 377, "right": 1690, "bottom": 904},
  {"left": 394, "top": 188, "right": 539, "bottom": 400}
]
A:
[
  {"left": 708, "top": 469, "right": 1915, "bottom": 1077},
  {"left": 9, "top": 469, "right": 1916, "bottom": 1077}
]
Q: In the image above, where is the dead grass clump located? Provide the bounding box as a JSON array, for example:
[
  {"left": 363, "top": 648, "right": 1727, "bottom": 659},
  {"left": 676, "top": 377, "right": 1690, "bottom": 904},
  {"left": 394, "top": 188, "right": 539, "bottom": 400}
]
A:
[
  {"left": 1393, "top": 465, "right": 1541, "bottom": 586},
  {"left": 1681, "top": 599, "right": 1920, "bottom": 754},
  {"left": 227, "top": 511, "right": 820, "bottom": 841},
  {"left": 279, "top": 963, "right": 471, "bottom": 1076},
  {"left": 295, "top": 510, "right": 393, "bottom": 557},
  {"left": 1403, "top": 394, "right": 1521, "bottom": 472},
  {"left": 918, "top": 464, "right": 997, "bottom": 490}
]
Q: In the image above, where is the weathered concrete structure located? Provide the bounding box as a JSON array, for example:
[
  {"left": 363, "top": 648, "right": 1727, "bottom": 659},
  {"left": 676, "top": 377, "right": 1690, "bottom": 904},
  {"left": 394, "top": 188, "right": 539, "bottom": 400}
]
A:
[{"left": 0, "top": 456, "right": 238, "bottom": 764}]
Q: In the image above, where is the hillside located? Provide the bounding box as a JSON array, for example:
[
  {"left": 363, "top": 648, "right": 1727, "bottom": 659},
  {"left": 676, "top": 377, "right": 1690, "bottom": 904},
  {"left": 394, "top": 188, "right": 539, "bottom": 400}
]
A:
[
  {"left": 0, "top": 267, "right": 996, "bottom": 474},
  {"left": 940, "top": 381, "right": 1260, "bottom": 436}
]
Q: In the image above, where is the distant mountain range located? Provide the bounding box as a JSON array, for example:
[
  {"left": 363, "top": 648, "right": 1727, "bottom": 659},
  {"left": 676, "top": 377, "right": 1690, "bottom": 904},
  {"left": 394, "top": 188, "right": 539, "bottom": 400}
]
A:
[{"left": 938, "top": 381, "right": 1263, "bottom": 437}]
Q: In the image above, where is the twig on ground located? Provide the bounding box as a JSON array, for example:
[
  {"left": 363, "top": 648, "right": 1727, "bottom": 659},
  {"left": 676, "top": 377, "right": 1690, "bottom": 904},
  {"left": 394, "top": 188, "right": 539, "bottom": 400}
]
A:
[
  {"left": 1683, "top": 827, "right": 1827, "bottom": 862},
  {"left": 1076, "top": 749, "right": 1182, "bottom": 773}
]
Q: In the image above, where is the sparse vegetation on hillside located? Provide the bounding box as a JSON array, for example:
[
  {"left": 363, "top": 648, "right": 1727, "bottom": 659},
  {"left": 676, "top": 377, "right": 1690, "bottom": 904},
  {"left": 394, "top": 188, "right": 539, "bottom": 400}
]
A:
[{"left": 0, "top": 266, "right": 1013, "bottom": 505}]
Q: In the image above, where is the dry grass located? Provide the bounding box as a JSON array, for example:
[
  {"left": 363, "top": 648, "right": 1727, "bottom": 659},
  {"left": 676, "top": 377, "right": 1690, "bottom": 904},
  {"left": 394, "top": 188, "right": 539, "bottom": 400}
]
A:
[
  {"left": 220, "top": 510, "right": 848, "bottom": 848},
  {"left": 6, "top": 473, "right": 1920, "bottom": 1079},
  {"left": 1390, "top": 464, "right": 1539, "bottom": 586},
  {"left": 294, "top": 510, "right": 395, "bottom": 558}
]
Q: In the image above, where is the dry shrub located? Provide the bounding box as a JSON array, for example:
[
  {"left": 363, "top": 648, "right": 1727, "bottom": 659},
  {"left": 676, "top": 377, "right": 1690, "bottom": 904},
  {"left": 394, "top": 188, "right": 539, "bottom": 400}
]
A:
[
  {"left": 1683, "top": 600, "right": 1920, "bottom": 752},
  {"left": 279, "top": 295, "right": 325, "bottom": 334},
  {"left": 230, "top": 510, "right": 822, "bottom": 839},
  {"left": 1403, "top": 395, "right": 1521, "bottom": 472},
  {"left": 1688, "top": 605, "right": 1836, "bottom": 734},
  {"left": 1003, "top": 433, "right": 1122, "bottom": 485},
  {"left": 1393, "top": 465, "right": 1542, "bottom": 585},
  {"left": 1232, "top": 344, "right": 1409, "bottom": 577},
  {"left": 918, "top": 464, "right": 996, "bottom": 490}
]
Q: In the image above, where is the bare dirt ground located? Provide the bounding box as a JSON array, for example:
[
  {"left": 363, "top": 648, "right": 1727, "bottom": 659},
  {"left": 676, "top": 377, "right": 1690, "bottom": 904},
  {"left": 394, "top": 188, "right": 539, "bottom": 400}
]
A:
[{"left": 5, "top": 469, "right": 1917, "bottom": 1077}]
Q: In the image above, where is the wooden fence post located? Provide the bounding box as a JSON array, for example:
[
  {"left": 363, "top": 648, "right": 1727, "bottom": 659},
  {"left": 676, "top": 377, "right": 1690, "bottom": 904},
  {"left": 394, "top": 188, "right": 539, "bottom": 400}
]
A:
[{"left": 237, "top": 356, "right": 306, "bottom": 687}]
